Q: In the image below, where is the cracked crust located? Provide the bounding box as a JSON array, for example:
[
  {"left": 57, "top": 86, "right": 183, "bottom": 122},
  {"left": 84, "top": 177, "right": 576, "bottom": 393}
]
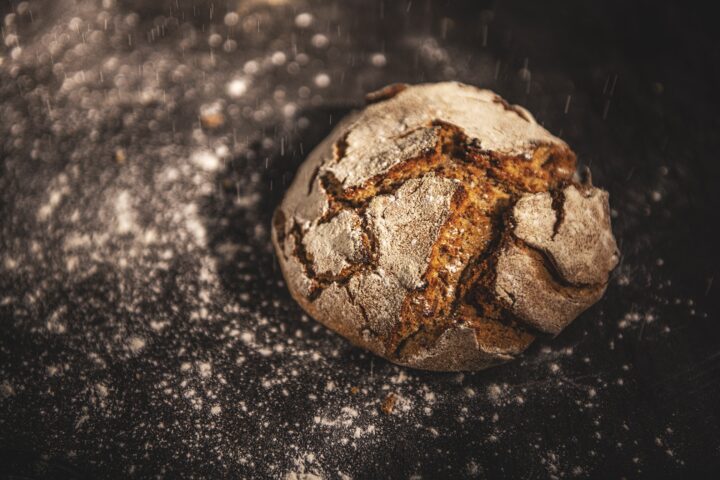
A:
[
  {"left": 302, "top": 210, "right": 365, "bottom": 277},
  {"left": 272, "top": 82, "right": 619, "bottom": 371},
  {"left": 365, "top": 173, "right": 458, "bottom": 290}
]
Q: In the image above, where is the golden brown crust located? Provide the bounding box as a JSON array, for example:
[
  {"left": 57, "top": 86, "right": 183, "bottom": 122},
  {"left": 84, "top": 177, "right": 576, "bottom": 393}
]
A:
[{"left": 272, "top": 82, "right": 619, "bottom": 371}]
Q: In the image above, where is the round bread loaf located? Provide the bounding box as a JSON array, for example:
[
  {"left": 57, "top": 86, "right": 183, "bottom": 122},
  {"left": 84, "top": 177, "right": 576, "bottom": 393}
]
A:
[{"left": 272, "top": 82, "right": 619, "bottom": 371}]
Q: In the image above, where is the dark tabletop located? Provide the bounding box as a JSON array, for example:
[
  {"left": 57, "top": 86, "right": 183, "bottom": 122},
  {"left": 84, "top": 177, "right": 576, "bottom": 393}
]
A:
[{"left": 1, "top": 0, "right": 719, "bottom": 478}]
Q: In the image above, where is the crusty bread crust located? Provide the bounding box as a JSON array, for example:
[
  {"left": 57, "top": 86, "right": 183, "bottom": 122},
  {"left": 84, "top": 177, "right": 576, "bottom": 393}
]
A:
[{"left": 272, "top": 82, "right": 619, "bottom": 371}]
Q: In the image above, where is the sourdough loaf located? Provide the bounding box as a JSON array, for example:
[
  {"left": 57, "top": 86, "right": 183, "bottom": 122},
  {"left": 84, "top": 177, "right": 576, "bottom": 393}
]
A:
[{"left": 272, "top": 82, "right": 619, "bottom": 371}]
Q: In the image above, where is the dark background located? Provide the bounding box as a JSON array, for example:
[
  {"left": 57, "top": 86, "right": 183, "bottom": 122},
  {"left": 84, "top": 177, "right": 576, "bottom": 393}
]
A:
[{"left": 1, "top": 0, "right": 718, "bottom": 478}]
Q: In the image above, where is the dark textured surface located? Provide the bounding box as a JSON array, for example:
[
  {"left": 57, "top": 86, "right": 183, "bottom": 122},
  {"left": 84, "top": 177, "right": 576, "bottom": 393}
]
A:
[{"left": 1, "top": 0, "right": 718, "bottom": 478}]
